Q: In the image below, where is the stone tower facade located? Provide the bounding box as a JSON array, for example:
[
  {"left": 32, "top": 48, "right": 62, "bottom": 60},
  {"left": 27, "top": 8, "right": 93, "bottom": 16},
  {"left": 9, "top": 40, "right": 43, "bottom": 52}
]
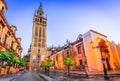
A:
[{"left": 29, "top": 3, "right": 47, "bottom": 71}]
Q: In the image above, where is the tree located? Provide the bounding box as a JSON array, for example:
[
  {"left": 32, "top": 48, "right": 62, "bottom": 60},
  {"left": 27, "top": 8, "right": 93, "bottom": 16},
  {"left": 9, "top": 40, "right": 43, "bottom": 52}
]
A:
[
  {"left": 0, "top": 50, "right": 15, "bottom": 74},
  {"left": 40, "top": 58, "right": 54, "bottom": 67},
  {"left": 19, "top": 58, "right": 26, "bottom": 67},
  {"left": 40, "top": 59, "right": 54, "bottom": 75},
  {"left": 64, "top": 56, "right": 76, "bottom": 77},
  {"left": 13, "top": 57, "right": 20, "bottom": 68},
  {"left": 0, "top": 51, "right": 15, "bottom": 66}
]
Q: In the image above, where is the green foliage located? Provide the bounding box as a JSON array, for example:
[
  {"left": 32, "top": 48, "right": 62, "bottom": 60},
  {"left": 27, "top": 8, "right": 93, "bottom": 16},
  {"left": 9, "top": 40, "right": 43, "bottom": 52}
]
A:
[
  {"left": 19, "top": 58, "right": 26, "bottom": 67},
  {"left": 40, "top": 62, "right": 46, "bottom": 68},
  {"left": 0, "top": 50, "right": 26, "bottom": 67},
  {"left": 0, "top": 50, "right": 15, "bottom": 66},
  {"left": 64, "top": 56, "right": 76, "bottom": 66},
  {"left": 13, "top": 57, "right": 20, "bottom": 64},
  {"left": 40, "top": 59, "right": 54, "bottom": 68}
]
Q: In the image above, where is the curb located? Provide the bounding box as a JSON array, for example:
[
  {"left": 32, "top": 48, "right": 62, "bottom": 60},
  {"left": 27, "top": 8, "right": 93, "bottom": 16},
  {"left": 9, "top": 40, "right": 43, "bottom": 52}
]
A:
[
  {"left": 9, "top": 78, "right": 15, "bottom": 81},
  {"left": 37, "top": 73, "right": 53, "bottom": 81}
]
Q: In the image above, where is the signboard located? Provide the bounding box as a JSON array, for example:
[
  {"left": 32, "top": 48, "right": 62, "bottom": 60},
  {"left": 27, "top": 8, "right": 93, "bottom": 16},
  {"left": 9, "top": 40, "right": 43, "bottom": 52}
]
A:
[{"left": 101, "top": 58, "right": 105, "bottom": 64}]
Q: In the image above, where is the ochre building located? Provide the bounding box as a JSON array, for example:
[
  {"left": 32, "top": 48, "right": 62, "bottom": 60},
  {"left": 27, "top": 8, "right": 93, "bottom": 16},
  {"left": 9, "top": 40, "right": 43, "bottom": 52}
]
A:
[
  {"left": 0, "top": 0, "right": 22, "bottom": 75},
  {"left": 49, "top": 30, "right": 120, "bottom": 73},
  {"left": 0, "top": 0, "right": 22, "bottom": 57}
]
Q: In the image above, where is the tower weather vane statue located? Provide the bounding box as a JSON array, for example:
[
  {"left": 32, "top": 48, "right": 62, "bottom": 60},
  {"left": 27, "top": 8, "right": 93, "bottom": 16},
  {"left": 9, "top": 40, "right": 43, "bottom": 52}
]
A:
[{"left": 29, "top": 2, "right": 48, "bottom": 71}]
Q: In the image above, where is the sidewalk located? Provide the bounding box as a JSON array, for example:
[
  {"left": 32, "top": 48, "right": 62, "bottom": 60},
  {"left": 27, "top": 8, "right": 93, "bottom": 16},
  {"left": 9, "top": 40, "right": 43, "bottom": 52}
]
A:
[
  {"left": 37, "top": 70, "right": 120, "bottom": 81},
  {"left": 36, "top": 71, "right": 54, "bottom": 81},
  {"left": 54, "top": 70, "right": 120, "bottom": 75}
]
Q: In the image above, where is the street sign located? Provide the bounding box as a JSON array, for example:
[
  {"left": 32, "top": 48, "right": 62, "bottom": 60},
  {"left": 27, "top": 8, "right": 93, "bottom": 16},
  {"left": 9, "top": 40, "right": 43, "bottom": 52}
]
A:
[{"left": 101, "top": 58, "right": 105, "bottom": 64}]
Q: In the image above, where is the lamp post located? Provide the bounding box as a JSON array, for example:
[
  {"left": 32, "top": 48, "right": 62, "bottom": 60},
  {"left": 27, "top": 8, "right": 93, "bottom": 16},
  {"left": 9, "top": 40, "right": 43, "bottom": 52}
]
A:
[
  {"left": 66, "top": 40, "right": 71, "bottom": 77},
  {"left": 51, "top": 47, "right": 56, "bottom": 77},
  {"left": 82, "top": 41, "right": 88, "bottom": 78},
  {"left": 90, "top": 37, "right": 109, "bottom": 80}
]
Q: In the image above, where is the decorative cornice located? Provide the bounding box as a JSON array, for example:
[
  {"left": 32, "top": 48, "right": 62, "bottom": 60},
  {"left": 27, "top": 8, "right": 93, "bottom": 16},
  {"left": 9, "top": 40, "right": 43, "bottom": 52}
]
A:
[{"left": 0, "top": 12, "right": 22, "bottom": 49}]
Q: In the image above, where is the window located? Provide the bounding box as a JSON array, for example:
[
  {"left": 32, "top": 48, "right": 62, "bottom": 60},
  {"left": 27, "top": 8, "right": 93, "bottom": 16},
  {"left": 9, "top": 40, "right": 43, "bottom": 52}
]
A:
[
  {"left": 4, "top": 35, "right": 7, "bottom": 45},
  {"left": 11, "top": 41, "right": 14, "bottom": 50},
  {"left": 35, "top": 18, "right": 37, "bottom": 21},
  {"left": 38, "top": 49, "right": 40, "bottom": 53},
  {"left": 79, "top": 59, "right": 83, "bottom": 66},
  {"left": 37, "top": 55, "right": 40, "bottom": 60},
  {"left": 1, "top": 7, "right": 4, "bottom": 13},
  {"left": 42, "top": 39, "right": 45, "bottom": 47},
  {"left": 67, "top": 51, "right": 69, "bottom": 56},
  {"left": 39, "top": 27, "right": 41, "bottom": 37},
  {"left": 35, "top": 27, "right": 38, "bottom": 36},
  {"left": 78, "top": 46, "right": 82, "bottom": 54},
  {"left": 40, "top": 18, "right": 42, "bottom": 23},
  {"left": 44, "top": 22, "right": 46, "bottom": 24},
  {"left": 39, "top": 38, "right": 41, "bottom": 42},
  {"left": 38, "top": 43, "right": 41, "bottom": 47},
  {"left": 43, "top": 29, "right": 45, "bottom": 37},
  {"left": 34, "top": 38, "right": 37, "bottom": 46},
  {"left": 33, "top": 61, "right": 35, "bottom": 63},
  {"left": 37, "top": 19, "right": 39, "bottom": 22}
]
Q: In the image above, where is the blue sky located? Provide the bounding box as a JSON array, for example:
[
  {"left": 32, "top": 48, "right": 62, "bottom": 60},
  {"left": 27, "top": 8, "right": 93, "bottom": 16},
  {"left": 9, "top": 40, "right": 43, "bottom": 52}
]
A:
[{"left": 5, "top": 0, "right": 120, "bottom": 57}]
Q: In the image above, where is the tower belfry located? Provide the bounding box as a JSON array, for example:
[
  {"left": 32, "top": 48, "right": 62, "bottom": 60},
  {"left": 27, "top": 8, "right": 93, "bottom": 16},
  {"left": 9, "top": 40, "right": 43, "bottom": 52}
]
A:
[
  {"left": 37, "top": 2, "right": 44, "bottom": 15},
  {"left": 29, "top": 2, "right": 47, "bottom": 70}
]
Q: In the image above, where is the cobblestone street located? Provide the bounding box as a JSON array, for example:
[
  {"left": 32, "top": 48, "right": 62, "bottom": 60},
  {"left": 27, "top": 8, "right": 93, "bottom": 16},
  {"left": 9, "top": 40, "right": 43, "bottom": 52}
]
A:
[
  {"left": 0, "top": 70, "right": 120, "bottom": 81},
  {"left": 0, "top": 71, "right": 45, "bottom": 81},
  {"left": 0, "top": 74, "right": 15, "bottom": 81}
]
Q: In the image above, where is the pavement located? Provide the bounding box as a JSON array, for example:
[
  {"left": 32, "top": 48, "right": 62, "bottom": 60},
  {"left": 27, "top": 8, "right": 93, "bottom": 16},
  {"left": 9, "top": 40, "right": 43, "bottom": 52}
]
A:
[
  {"left": 0, "top": 70, "right": 45, "bottom": 81},
  {"left": 0, "top": 70, "right": 120, "bottom": 81},
  {"left": 0, "top": 73, "right": 16, "bottom": 81},
  {"left": 37, "top": 70, "right": 120, "bottom": 81}
]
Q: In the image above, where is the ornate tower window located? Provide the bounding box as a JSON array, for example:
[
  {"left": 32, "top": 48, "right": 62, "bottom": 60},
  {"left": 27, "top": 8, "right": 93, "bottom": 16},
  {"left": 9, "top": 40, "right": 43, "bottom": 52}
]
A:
[
  {"left": 39, "top": 27, "right": 41, "bottom": 37},
  {"left": 40, "top": 18, "right": 42, "bottom": 23},
  {"left": 35, "top": 27, "right": 38, "bottom": 36},
  {"left": 43, "top": 29, "right": 45, "bottom": 37},
  {"left": 34, "top": 38, "right": 37, "bottom": 46},
  {"left": 38, "top": 43, "right": 41, "bottom": 47}
]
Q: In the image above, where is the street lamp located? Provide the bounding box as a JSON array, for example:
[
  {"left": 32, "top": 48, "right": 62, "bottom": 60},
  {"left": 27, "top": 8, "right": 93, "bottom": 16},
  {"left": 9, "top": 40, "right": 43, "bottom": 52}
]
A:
[
  {"left": 51, "top": 47, "right": 56, "bottom": 77},
  {"left": 82, "top": 41, "right": 89, "bottom": 78},
  {"left": 90, "top": 37, "right": 109, "bottom": 80}
]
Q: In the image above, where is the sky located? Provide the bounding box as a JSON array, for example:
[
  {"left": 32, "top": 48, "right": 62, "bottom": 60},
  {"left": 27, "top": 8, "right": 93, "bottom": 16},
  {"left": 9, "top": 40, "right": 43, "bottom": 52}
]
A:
[{"left": 5, "top": 0, "right": 120, "bottom": 57}]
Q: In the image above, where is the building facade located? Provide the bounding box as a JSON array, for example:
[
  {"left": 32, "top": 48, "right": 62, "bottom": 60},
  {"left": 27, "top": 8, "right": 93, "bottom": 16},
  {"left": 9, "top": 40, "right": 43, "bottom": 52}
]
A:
[
  {"left": 29, "top": 3, "right": 47, "bottom": 71},
  {"left": 0, "top": 0, "right": 22, "bottom": 57},
  {"left": 49, "top": 30, "right": 120, "bottom": 73},
  {"left": 109, "top": 41, "right": 120, "bottom": 70}
]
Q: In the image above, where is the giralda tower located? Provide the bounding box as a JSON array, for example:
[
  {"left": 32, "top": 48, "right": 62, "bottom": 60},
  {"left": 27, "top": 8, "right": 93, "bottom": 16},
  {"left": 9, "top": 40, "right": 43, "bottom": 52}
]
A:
[{"left": 29, "top": 3, "right": 47, "bottom": 70}]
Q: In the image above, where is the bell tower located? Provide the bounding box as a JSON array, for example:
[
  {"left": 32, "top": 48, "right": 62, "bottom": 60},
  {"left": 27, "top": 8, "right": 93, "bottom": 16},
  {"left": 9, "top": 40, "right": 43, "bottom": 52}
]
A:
[{"left": 29, "top": 3, "right": 47, "bottom": 71}]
